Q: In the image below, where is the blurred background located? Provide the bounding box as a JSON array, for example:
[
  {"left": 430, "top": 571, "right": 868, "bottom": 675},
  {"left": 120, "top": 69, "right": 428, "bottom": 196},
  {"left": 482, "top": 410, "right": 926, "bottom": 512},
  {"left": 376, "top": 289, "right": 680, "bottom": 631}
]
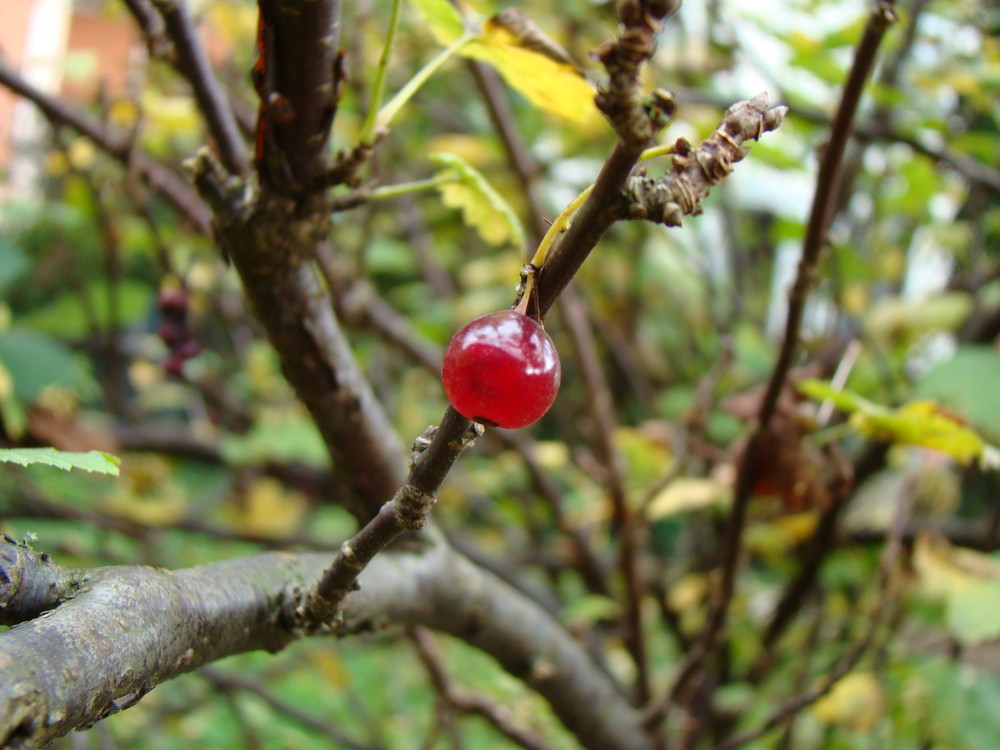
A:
[{"left": 1, "top": 0, "right": 999, "bottom": 747}]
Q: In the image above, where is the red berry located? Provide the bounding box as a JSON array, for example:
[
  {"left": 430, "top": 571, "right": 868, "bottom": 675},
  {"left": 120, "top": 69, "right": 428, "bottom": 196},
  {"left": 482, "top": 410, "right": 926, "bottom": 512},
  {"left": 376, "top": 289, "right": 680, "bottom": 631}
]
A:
[{"left": 442, "top": 310, "right": 561, "bottom": 429}]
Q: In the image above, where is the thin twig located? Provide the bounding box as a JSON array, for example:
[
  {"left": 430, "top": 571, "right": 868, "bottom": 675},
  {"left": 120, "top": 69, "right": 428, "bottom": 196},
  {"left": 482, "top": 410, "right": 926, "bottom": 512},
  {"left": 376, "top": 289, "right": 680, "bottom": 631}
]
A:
[
  {"left": 562, "top": 291, "right": 651, "bottom": 705},
  {"left": 718, "top": 475, "right": 911, "bottom": 750},
  {"left": 671, "top": 87, "right": 1000, "bottom": 193},
  {"left": 663, "top": 0, "right": 897, "bottom": 719},
  {"left": 305, "top": 408, "right": 483, "bottom": 621},
  {"left": 150, "top": 0, "right": 248, "bottom": 175},
  {"left": 200, "top": 667, "right": 381, "bottom": 750},
  {"left": 409, "top": 628, "right": 557, "bottom": 750}
]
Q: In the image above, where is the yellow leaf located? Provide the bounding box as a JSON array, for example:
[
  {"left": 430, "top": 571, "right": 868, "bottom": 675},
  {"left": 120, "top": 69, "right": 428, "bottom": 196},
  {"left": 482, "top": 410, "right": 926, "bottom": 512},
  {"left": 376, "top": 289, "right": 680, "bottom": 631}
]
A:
[
  {"left": 913, "top": 533, "right": 1000, "bottom": 645},
  {"left": 45, "top": 150, "right": 69, "bottom": 177},
  {"left": 141, "top": 92, "right": 200, "bottom": 134},
  {"left": 533, "top": 440, "right": 570, "bottom": 470},
  {"left": 0, "top": 362, "right": 12, "bottom": 401},
  {"left": 312, "top": 650, "right": 351, "bottom": 689},
  {"left": 811, "top": 672, "right": 884, "bottom": 731},
  {"left": 772, "top": 512, "right": 819, "bottom": 544},
  {"left": 461, "top": 23, "right": 597, "bottom": 123},
  {"left": 205, "top": 1, "right": 257, "bottom": 48},
  {"left": 852, "top": 400, "right": 987, "bottom": 466},
  {"left": 431, "top": 152, "right": 526, "bottom": 248},
  {"left": 228, "top": 477, "right": 308, "bottom": 539},
  {"left": 646, "top": 477, "right": 730, "bottom": 520},
  {"left": 614, "top": 426, "right": 675, "bottom": 491},
  {"left": 800, "top": 380, "right": 998, "bottom": 468},
  {"left": 68, "top": 137, "right": 96, "bottom": 170},
  {"left": 426, "top": 134, "right": 500, "bottom": 167},
  {"left": 667, "top": 573, "right": 709, "bottom": 612},
  {"left": 104, "top": 455, "right": 187, "bottom": 527},
  {"left": 107, "top": 99, "right": 138, "bottom": 130}
]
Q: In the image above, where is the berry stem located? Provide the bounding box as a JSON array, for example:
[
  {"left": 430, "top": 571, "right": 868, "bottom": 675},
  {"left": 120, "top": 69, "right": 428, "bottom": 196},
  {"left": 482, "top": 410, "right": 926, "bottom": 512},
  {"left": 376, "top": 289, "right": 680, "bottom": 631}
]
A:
[
  {"left": 514, "top": 268, "right": 536, "bottom": 316},
  {"left": 530, "top": 185, "right": 592, "bottom": 269},
  {"left": 528, "top": 143, "right": 673, "bottom": 270}
]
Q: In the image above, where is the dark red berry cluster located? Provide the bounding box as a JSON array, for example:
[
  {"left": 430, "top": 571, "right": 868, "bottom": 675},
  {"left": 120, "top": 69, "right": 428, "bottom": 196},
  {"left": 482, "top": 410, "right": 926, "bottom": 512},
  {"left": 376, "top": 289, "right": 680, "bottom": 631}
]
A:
[
  {"left": 157, "top": 287, "right": 202, "bottom": 377},
  {"left": 442, "top": 310, "right": 561, "bottom": 429}
]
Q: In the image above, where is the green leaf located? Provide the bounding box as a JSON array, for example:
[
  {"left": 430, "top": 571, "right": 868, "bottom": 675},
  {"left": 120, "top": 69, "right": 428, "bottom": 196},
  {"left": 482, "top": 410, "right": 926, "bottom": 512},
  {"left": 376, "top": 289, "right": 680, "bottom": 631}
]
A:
[
  {"left": 410, "top": 0, "right": 466, "bottom": 44},
  {"left": 914, "top": 534, "right": 1000, "bottom": 646},
  {"left": 0, "top": 447, "right": 120, "bottom": 476},
  {"left": 562, "top": 594, "right": 621, "bottom": 625},
  {"left": 430, "top": 152, "right": 526, "bottom": 249},
  {"left": 0, "top": 328, "right": 97, "bottom": 401},
  {"left": 222, "top": 412, "right": 328, "bottom": 468},
  {"left": 947, "top": 581, "right": 1000, "bottom": 646},
  {"left": 798, "top": 379, "right": 999, "bottom": 468},
  {"left": 915, "top": 346, "right": 1000, "bottom": 443},
  {"left": 25, "top": 281, "right": 153, "bottom": 338},
  {"left": 0, "top": 237, "right": 29, "bottom": 294}
]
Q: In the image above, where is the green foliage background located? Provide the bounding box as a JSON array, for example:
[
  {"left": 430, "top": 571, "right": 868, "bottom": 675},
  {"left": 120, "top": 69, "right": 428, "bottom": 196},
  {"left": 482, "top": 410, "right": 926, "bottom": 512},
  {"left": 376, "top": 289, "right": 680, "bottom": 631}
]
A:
[{"left": 2, "top": 0, "right": 1000, "bottom": 747}]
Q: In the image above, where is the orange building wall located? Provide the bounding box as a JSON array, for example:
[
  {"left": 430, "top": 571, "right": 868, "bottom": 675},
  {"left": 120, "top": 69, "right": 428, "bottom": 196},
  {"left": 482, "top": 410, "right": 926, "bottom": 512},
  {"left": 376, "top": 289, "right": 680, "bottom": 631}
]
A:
[
  {"left": 61, "top": 9, "right": 137, "bottom": 103},
  {"left": 0, "top": 0, "right": 36, "bottom": 169},
  {"left": 0, "top": 0, "right": 138, "bottom": 173}
]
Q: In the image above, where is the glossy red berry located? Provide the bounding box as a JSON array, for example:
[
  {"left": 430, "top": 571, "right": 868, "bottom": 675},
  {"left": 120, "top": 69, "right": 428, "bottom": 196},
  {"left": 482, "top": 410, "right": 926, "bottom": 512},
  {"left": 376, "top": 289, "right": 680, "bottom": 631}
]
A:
[{"left": 442, "top": 310, "right": 561, "bottom": 429}]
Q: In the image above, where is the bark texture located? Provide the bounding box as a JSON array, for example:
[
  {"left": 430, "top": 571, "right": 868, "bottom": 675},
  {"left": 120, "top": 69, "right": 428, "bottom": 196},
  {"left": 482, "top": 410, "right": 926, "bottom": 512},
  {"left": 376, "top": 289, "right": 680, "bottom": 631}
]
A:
[{"left": 0, "top": 535, "right": 651, "bottom": 750}]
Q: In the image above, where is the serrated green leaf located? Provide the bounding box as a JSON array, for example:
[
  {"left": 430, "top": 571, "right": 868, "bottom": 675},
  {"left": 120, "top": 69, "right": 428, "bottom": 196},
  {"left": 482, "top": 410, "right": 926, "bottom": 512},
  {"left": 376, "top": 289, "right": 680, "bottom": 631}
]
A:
[
  {"left": 0, "top": 447, "right": 120, "bottom": 476},
  {"left": 430, "top": 152, "right": 525, "bottom": 249},
  {"left": 410, "top": 0, "right": 466, "bottom": 44}
]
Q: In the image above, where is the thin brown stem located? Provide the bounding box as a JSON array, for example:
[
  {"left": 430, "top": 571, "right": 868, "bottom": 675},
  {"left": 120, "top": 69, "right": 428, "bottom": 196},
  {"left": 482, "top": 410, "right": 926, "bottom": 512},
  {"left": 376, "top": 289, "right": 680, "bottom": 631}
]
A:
[
  {"left": 150, "top": 0, "right": 249, "bottom": 175},
  {"left": 664, "top": 0, "right": 897, "bottom": 721},
  {"left": 562, "top": 290, "right": 651, "bottom": 705},
  {"left": 410, "top": 628, "right": 557, "bottom": 750},
  {"left": 200, "top": 667, "right": 380, "bottom": 750}
]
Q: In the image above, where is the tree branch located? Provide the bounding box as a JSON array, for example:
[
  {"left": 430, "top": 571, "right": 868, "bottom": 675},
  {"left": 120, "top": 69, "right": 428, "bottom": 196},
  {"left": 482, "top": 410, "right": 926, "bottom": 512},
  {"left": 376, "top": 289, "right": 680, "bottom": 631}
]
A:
[
  {"left": 0, "top": 536, "right": 652, "bottom": 750},
  {"left": 192, "top": 154, "right": 406, "bottom": 519},
  {"left": 150, "top": 0, "right": 249, "bottom": 175},
  {"left": 664, "top": 0, "right": 897, "bottom": 716},
  {"left": 254, "top": 0, "right": 342, "bottom": 193},
  {"left": 410, "top": 627, "right": 557, "bottom": 750}
]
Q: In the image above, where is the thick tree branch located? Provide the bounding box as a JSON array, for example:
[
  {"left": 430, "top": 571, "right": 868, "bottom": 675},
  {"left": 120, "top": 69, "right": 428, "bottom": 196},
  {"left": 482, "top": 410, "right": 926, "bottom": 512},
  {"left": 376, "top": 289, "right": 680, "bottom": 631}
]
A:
[
  {"left": 192, "top": 155, "right": 406, "bottom": 519},
  {"left": 0, "top": 536, "right": 652, "bottom": 750},
  {"left": 254, "top": 0, "right": 342, "bottom": 193}
]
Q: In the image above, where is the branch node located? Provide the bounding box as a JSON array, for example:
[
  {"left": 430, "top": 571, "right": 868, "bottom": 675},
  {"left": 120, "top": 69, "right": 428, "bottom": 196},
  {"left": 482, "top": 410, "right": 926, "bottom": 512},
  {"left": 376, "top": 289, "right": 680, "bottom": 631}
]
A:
[{"left": 394, "top": 483, "right": 437, "bottom": 530}]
